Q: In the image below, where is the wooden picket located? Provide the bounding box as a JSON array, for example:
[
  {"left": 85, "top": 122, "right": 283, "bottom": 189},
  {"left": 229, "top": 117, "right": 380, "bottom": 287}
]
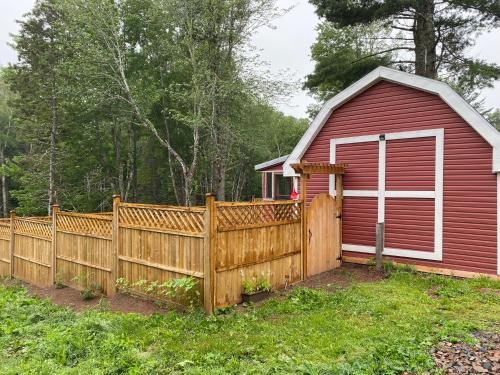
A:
[
  {"left": 12, "top": 217, "right": 53, "bottom": 287},
  {"left": 0, "top": 221, "right": 10, "bottom": 277},
  {"left": 117, "top": 201, "right": 206, "bottom": 306},
  {"left": 55, "top": 211, "right": 114, "bottom": 294},
  {"left": 213, "top": 200, "right": 303, "bottom": 307}
]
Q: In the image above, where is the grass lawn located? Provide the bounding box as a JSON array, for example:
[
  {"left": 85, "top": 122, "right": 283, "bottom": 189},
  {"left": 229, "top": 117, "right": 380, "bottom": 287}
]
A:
[{"left": 0, "top": 266, "right": 499, "bottom": 374}]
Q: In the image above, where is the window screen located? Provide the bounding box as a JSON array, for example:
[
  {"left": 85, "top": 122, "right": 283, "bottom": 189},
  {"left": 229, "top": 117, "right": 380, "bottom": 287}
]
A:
[
  {"left": 265, "top": 173, "right": 273, "bottom": 199},
  {"left": 275, "top": 175, "right": 292, "bottom": 200}
]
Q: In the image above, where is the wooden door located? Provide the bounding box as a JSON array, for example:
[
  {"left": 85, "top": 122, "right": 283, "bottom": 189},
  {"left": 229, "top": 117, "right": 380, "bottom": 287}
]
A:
[{"left": 306, "top": 193, "right": 341, "bottom": 276}]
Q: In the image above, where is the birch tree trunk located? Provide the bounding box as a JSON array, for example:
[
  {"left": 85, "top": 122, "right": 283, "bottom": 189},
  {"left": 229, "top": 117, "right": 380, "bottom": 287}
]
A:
[{"left": 0, "top": 147, "right": 7, "bottom": 218}]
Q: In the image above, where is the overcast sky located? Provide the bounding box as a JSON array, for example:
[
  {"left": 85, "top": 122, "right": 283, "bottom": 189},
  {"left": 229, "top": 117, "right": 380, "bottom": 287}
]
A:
[{"left": 1, "top": 0, "right": 499, "bottom": 118}]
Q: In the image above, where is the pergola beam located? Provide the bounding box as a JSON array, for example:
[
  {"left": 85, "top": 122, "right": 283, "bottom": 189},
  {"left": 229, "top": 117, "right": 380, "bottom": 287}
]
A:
[{"left": 291, "top": 162, "right": 347, "bottom": 176}]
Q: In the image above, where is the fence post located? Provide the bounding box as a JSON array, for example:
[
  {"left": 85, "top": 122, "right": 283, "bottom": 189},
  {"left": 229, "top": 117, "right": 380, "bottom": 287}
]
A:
[
  {"left": 51, "top": 204, "right": 60, "bottom": 284},
  {"left": 110, "top": 194, "right": 121, "bottom": 296},
  {"left": 300, "top": 175, "right": 308, "bottom": 279},
  {"left": 9, "top": 210, "right": 16, "bottom": 277},
  {"left": 335, "top": 174, "right": 344, "bottom": 267},
  {"left": 375, "top": 222, "right": 384, "bottom": 271},
  {"left": 203, "top": 193, "right": 216, "bottom": 313}
]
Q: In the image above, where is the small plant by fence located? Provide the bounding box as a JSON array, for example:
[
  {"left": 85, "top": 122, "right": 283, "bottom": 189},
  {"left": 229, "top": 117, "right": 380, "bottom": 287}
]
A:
[{"left": 0, "top": 196, "right": 304, "bottom": 312}]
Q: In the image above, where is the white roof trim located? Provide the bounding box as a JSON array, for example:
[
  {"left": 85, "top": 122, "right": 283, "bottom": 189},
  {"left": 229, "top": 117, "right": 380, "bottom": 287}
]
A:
[
  {"left": 283, "top": 66, "right": 500, "bottom": 176},
  {"left": 255, "top": 154, "right": 289, "bottom": 171}
]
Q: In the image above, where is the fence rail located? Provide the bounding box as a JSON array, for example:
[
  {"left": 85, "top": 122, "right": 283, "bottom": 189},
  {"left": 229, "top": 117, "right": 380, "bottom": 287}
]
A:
[{"left": 0, "top": 195, "right": 306, "bottom": 312}]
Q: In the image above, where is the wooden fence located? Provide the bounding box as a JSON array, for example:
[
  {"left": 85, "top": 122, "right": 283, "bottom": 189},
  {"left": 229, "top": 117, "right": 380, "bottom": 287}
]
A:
[
  {"left": 0, "top": 195, "right": 305, "bottom": 312},
  {"left": 212, "top": 200, "right": 303, "bottom": 307},
  {"left": 0, "top": 220, "right": 10, "bottom": 277}
]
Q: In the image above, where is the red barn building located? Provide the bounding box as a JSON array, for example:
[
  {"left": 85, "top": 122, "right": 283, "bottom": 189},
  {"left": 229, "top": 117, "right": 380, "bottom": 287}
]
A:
[{"left": 256, "top": 67, "right": 500, "bottom": 278}]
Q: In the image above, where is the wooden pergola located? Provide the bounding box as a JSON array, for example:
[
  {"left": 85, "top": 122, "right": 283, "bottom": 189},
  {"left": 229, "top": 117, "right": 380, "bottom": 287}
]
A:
[
  {"left": 291, "top": 161, "right": 347, "bottom": 277},
  {"left": 290, "top": 161, "right": 347, "bottom": 208}
]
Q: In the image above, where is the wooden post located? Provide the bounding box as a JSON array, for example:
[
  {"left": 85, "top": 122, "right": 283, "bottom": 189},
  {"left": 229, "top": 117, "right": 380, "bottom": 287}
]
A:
[
  {"left": 204, "top": 193, "right": 216, "bottom": 313},
  {"left": 335, "top": 174, "right": 343, "bottom": 266},
  {"left": 110, "top": 194, "right": 121, "bottom": 296},
  {"left": 9, "top": 210, "right": 15, "bottom": 277},
  {"left": 300, "top": 174, "right": 308, "bottom": 278},
  {"left": 51, "top": 204, "right": 60, "bottom": 284},
  {"left": 376, "top": 222, "right": 384, "bottom": 271}
]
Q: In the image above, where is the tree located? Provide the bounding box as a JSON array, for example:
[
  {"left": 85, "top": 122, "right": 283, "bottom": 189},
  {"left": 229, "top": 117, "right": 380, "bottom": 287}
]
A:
[
  {"left": 8, "top": 0, "right": 66, "bottom": 214},
  {"left": 62, "top": 0, "right": 283, "bottom": 204},
  {"left": 488, "top": 109, "right": 500, "bottom": 130},
  {"left": 305, "top": 21, "right": 393, "bottom": 104},
  {"left": 0, "top": 71, "right": 16, "bottom": 217},
  {"left": 309, "top": 0, "right": 500, "bottom": 99},
  {"left": 5, "top": 0, "right": 305, "bottom": 214}
]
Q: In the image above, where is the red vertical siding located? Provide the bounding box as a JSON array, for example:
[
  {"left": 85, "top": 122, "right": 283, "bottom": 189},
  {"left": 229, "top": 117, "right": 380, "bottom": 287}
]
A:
[{"left": 302, "top": 80, "right": 497, "bottom": 274}]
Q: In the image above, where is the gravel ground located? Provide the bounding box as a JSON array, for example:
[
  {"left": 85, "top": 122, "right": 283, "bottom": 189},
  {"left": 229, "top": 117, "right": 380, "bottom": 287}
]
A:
[{"left": 432, "top": 332, "right": 500, "bottom": 374}]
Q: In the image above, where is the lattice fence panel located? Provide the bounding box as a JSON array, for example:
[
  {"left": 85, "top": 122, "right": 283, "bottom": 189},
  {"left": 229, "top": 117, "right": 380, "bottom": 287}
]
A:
[
  {"left": 57, "top": 212, "right": 112, "bottom": 239},
  {"left": 119, "top": 204, "right": 206, "bottom": 234},
  {"left": 14, "top": 218, "right": 52, "bottom": 240},
  {"left": 217, "top": 201, "right": 301, "bottom": 231},
  {"left": 0, "top": 222, "right": 10, "bottom": 240}
]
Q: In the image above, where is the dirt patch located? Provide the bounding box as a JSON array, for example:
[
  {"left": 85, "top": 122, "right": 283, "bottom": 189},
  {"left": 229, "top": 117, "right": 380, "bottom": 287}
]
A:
[
  {"left": 479, "top": 288, "right": 500, "bottom": 297},
  {"left": 432, "top": 332, "right": 500, "bottom": 374},
  {"left": 427, "top": 286, "right": 440, "bottom": 299},
  {"left": 298, "top": 263, "right": 385, "bottom": 291},
  {"left": 3, "top": 280, "right": 167, "bottom": 315}
]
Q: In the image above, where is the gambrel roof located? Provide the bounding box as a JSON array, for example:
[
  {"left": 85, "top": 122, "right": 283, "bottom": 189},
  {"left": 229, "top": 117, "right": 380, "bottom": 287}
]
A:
[{"left": 283, "top": 67, "right": 500, "bottom": 176}]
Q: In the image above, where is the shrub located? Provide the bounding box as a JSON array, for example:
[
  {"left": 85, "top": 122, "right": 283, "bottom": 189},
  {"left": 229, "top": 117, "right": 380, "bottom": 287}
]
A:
[
  {"left": 115, "top": 277, "right": 200, "bottom": 308},
  {"left": 241, "top": 271, "right": 271, "bottom": 294}
]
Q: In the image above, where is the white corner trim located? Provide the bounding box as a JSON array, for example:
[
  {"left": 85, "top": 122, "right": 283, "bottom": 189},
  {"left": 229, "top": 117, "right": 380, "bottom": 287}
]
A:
[
  {"left": 283, "top": 66, "right": 500, "bottom": 177},
  {"left": 434, "top": 129, "right": 444, "bottom": 263},
  {"left": 330, "top": 128, "right": 444, "bottom": 262}
]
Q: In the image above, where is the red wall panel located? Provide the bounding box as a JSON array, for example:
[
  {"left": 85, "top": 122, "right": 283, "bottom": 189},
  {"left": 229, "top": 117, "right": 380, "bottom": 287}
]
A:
[
  {"left": 336, "top": 142, "right": 378, "bottom": 190},
  {"left": 385, "top": 137, "right": 435, "bottom": 191},
  {"left": 342, "top": 197, "right": 377, "bottom": 247},
  {"left": 384, "top": 198, "right": 434, "bottom": 252}
]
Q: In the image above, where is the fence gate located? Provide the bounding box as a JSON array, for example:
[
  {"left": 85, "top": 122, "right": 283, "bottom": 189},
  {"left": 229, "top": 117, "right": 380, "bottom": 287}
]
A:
[{"left": 306, "top": 193, "right": 341, "bottom": 276}]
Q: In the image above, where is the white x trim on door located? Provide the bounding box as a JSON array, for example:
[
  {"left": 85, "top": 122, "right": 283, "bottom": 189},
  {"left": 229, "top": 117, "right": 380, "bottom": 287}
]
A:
[{"left": 329, "top": 129, "right": 444, "bottom": 261}]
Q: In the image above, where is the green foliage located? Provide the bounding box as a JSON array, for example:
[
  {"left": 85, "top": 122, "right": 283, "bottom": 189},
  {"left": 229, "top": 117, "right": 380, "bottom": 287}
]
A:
[
  {"left": 4, "top": 0, "right": 306, "bottom": 214},
  {"left": 116, "top": 277, "right": 200, "bottom": 308},
  {"left": 54, "top": 271, "right": 66, "bottom": 289},
  {"left": 0, "top": 272, "right": 499, "bottom": 373},
  {"left": 487, "top": 109, "right": 500, "bottom": 130},
  {"left": 241, "top": 272, "right": 272, "bottom": 294},
  {"left": 308, "top": 0, "right": 500, "bottom": 107},
  {"left": 305, "top": 21, "right": 393, "bottom": 105},
  {"left": 70, "top": 272, "right": 103, "bottom": 300}
]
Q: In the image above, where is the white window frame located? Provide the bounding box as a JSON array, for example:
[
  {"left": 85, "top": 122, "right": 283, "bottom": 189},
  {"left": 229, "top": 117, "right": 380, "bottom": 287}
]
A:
[
  {"left": 330, "top": 128, "right": 444, "bottom": 261},
  {"left": 263, "top": 171, "right": 275, "bottom": 200}
]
